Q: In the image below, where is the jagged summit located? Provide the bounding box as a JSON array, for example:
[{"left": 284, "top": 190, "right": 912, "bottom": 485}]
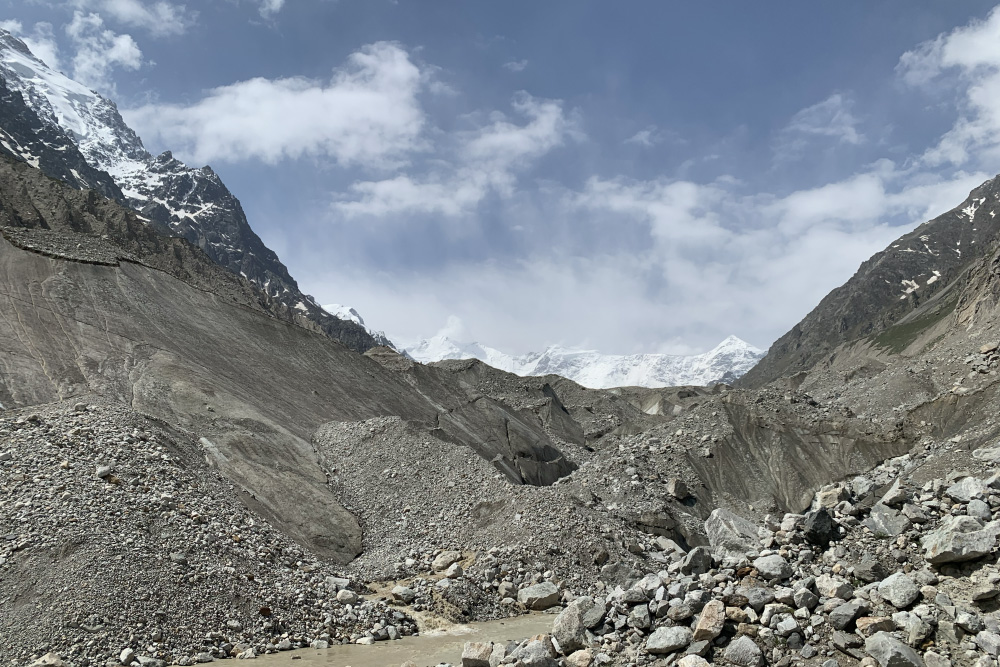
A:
[
  {"left": 401, "top": 334, "right": 764, "bottom": 389},
  {"left": 0, "top": 29, "right": 385, "bottom": 352}
]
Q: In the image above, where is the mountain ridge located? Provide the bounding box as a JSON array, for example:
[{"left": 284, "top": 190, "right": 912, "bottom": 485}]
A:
[
  {"left": 400, "top": 333, "right": 764, "bottom": 388},
  {"left": 0, "top": 29, "right": 387, "bottom": 352}
]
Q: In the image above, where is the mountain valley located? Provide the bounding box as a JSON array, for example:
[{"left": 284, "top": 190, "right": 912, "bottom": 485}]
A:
[{"left": 3, "top": 23, "right": 1000, "bottom": 667}]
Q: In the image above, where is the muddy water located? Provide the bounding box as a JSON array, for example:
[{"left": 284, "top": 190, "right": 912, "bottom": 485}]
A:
[{"left": 254, "top": 613, "right": 555, "bottom": 667}]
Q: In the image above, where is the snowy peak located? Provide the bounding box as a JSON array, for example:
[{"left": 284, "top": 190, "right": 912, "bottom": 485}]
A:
[
  {"left": 0, "top": 29, "right": 388, "bottom": 353},
  {"left": 401, "top": 335, "right": 764, "bottom": 389}
]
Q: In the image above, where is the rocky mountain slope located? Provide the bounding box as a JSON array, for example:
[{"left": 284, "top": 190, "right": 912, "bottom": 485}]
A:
[
  {"left": 741, "top": 175, "right": 1000, "bottom": 387},
  {"left": 401, "top": 334, "right": 764, "bottom": 389},
  {"left": 0, "top": 29, "right": 384, "bottom": 352}
]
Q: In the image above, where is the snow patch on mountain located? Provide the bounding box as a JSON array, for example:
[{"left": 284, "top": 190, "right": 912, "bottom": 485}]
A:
[
  {"left": 322, "top": 304, "right": 394, "bottom": 348},
  {"left": 400, "top": 334, "right": 764, "bottom": 389}
]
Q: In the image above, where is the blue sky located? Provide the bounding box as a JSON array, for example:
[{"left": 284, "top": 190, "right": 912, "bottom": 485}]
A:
[{"left": 3, "top": 1, "right": 1000, "bottom": 355}]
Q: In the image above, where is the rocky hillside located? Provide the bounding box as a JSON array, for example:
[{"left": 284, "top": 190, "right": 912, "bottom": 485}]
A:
[
  {"left": 741, "top": 175, "right": 1000, "bottom": 387},
  {"left": 0, "top": 29, "right": 384, "bottom": 353}
]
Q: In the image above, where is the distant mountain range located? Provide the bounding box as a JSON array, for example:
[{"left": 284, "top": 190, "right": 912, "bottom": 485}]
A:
[{"left": 396, "top": 333, "right": 764, "bottom": 389}]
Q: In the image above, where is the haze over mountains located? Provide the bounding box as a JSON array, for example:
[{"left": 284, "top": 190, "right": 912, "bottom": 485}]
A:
[{"left": 400, "top": 333, "right": 764, "bottom": 389}]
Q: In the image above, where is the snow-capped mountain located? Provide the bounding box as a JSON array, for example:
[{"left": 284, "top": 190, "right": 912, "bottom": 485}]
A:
[
  {"left": 0, "top": 29, "right": 385, "bottom": 352},
  {"left": 322, "top": 304, "right": 393, "bottom": 348},
  {"left": 400, "top": 335, "right": 765, "bottom": 389}
]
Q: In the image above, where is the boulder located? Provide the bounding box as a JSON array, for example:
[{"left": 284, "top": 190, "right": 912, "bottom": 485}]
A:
[
  {"left": 877, "top": 573, "right": 919, "bottom": 609},
  {"left": 803, "top": 508, "right": 839, "bottom": 546},
  {"left": 679, "top": 546, "right": 712, "bottom": 575},
  {"left": 645, "top": 626, "right": 692, "bottom": 655},
  {"left": 462, "top": 642, "right": 493, "bottom": 667},
  {"left": 553, "top": 601, "right": 589, "bottom": 653},
  {"left": 517, "top": 582, "right": 560, "bottom": 610},
  {"left": 692, "top": 600, "right": 725, "bottom": 641},
  {"left": 865, "top": 631, "right": 925, "bottom": 667},
  {"left": 946, "top": 477, "right": 988, "bottom": 503},
  {"left": 433, "top": 550, "right": 463, "bottom": 571},
  {"left": 391, "top": 585, "right": 416, "bottom": 604},
  {"left": 863, "top": 504, "right": 911, "bottom": 537},
  {"left": 922, "top": 516, "right": 1000, "bottom": 563},
  {"left": 723, "top": 636, "right": 762, "bottom": 667},
  {"left": 753, "top": 554, "right": 792, "bottom": 580},
  {"left": 705, "top": 508, "right": 760, "bottom": 559}
]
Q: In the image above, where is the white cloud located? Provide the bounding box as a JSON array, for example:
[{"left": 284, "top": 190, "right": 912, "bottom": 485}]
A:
[
  {"left": 502, "top": 59, "right": 528, "bottom": 72},
  {"left": 2, "top": 21, "right": 62, "bottom": 71},
  {"left": 336, "top": 93, "right": 575, "bottom": 217},
  {"left": 898, "top": 6, "right": 1000, "bottom": 168},
  {"left": 71, "top": 0, "right": 196, "bottom": 37},
  {"left": 774, "top": 93, "right": 863, "bottom": 160},
  {"left": 65, "top": 11, "right": 143, "bottom": 92},
  {"left": 625, "top": 126, "right": 660, "bottom": 147},
  {"left": 123, "top": 41, "right": 427, "bottom": 166}
]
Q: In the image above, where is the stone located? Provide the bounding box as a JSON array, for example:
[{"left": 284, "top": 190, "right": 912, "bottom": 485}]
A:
[
  {"left": 923, "top": 652, "right": 951, "bottom": 667},
  {"left": 705, "top": 508, "right": 760, "bottom": 558},
  {"left": 309, "top": 640, "right": 328, "bottom": 649},
  {"left": 863, "top": 504, "right": 912, "bottom": 538},
  {"left": 627, "top": 604, "right": 651, "bottom": 630},
  {"left": 922, "top": 515, "right": 1000, "bottom": 563},
  {"left": 677, "top": 657, "right": 709, "bottom": 667},
  {"left": 276, "top": 639, "right": 292, "bottom": 651},
  {"left": 856, "top": 617, "right": 896, "bottom": 637},
  {"left": 804, "top": 508, "right": 840, "bottom": 546},
  {"left": 553, "top": 601, "right": 589, "bottom": 653},
  {"left": 754, "top": 554, "right": 792, "bottom": 580},
  {"left": 816, "top": 486, "right": 848, "bottom": 508},
  {"left": 968, "top": 499, "right": 992, "bottom": 520},
  {"left": 724, "top": 636, "right": 763, "bottom": 667},
  {"left": 793, "top": 587, "right": 819, "bottom": 610},
  {"left": 391, "top": 585, "right": 416, "bottom": 604},
  {"left": 946, "top": 477, "right": 988, "bottom": 503},
  {"left": 581, "top": 597, "right": 606, "bottom": 629},
  {"left": 878, "top": 573, "right": 919, "bottom": 609},
  {"left": 976, "top": 631, "right": 1000, "bottom": 656},
  {"left": 817, "top": 574, "right": 854, "bottom": 600},
  {"left": 433, "top": 550, "right": 463, "bottom": 571},
  {"left": 864, "top": 632, "right": 924, "bottom": 667},
  {"left": 336, "top": 589, "right": 359, "bottom": 604},
  {"left": 565, "top": 650, "right": 592, "bottom": 667},
  {"left": 667, "top": 478, "right": 690, "bottom": 499},
  {"left": 445, "top": 562, "right": 463, "bottom": 578},
  {"left": 679, "top": 546, "right": 712, "bottom": 575},
  {"left": 462, "top": 641, "right": 494, "bottom": 667},
  {"left": 829, "top": 601, "right": 868, "bottom": 631},
  {"left": 881, "top": 480, "right": 909, "bottom": 507},
  {"left": 692, "top": 600, "right": 725, "bottom": 641},
  {"left": 96, "top": 465, "right": 113, "bottom": 479},
  {"left": 854, "top": 560, "right": 887, "bottom": 583},
  {"left": 645, "top": 626, "right": 693, "bottom": 655},
  {"left": 120, "top": 649, "right": 136, "bottom": 665},
  {"left": 324, "top": 576, "right": 350, "bottom": 591},
  {"left": 517, "top": 582, "right": 560, "bottom": 610}
]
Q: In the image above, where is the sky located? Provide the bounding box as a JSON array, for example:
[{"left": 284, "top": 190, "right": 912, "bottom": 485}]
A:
[{"left": 3, "top": 1, "right": 1000, "bottom": 355}]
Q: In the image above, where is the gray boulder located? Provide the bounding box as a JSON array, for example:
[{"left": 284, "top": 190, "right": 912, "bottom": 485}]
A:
[
  {"left": 878, "top": 573, "right": 919, "bottom": 609},
  {"left": 705, "top": 508, "right": 760, "bottom": 559},
  {"left": 645, "top": 626, "right": 692, "bottom": 655},
  {"left": 753, "top": 554, "right": 792, "bottom": 580},
  {"left": 865, "top": 631, "right": 924, "bottom": 667},
  {"left": 863, "top": 503, "right": 911, "bottom": 537},
  {"left": 946, "top": 477, "right": 988, "bottom": 503},
  {"left": 922, "top": 515, "right": 1000, "bottom": 563},
  {"left": 680, "top": 546, "right": 713, "bottom": 575},
  {"left": 518, "top": 582, "right": 560, "bottom": 610},
  {"left": 724, "top": 636, "right": 762, "bottom": 667}
]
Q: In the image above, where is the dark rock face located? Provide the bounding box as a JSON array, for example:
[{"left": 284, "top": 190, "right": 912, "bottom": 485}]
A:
[
  {"left": 0, "top": 30, "right": 385, "bottom": 353},
  {"left": 0, "top": 75, "right": 123, "bottom": 201},
  {"left": 741, "top": 175, "right": 1000, "bottom": 386}
]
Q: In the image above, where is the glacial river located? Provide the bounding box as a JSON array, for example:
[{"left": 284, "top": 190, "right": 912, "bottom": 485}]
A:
[{"left": 254, "top": 613, "right": 555, "bottom": 667}]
